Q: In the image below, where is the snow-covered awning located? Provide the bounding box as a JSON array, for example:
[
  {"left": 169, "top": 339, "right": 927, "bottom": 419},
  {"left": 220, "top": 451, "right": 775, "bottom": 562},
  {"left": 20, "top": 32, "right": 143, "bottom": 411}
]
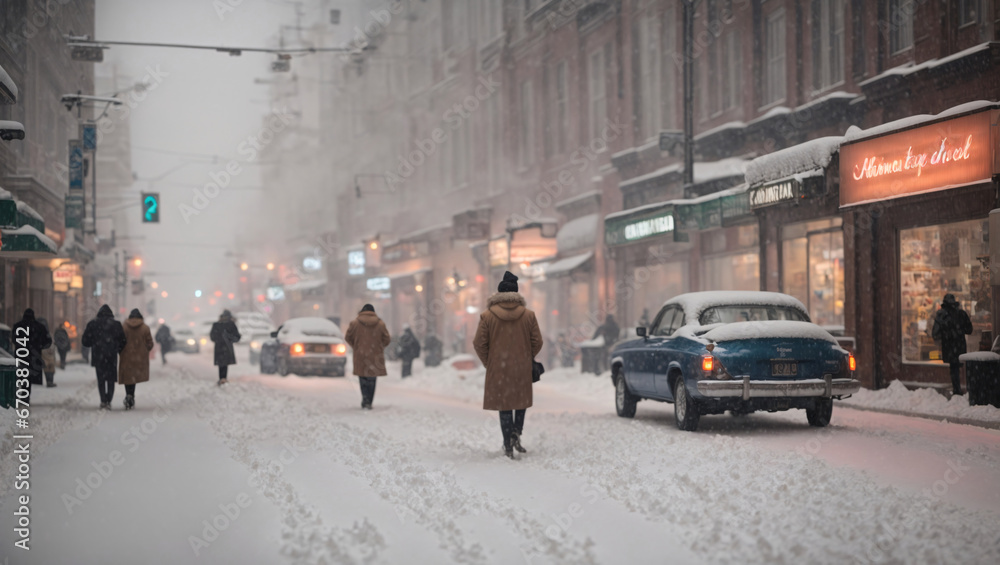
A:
[
  {"left": 58, "top": 239, "right": 96, "bottom": 263},
  {"left": 0, "top": 64, "right": 17, "bottom": 104},
  {"left": 556, "top": 214, "right": 599, "bottom": 253},
  {"left": 619, "top": 157, "right": 749, "bottom": 191},
  {"left": 543, "top": 251, "right": 593, "bottom": 278},
  {"left": 0, "top": 225, "right": 58, "bottom": 258},
  {"left": 745, "top": 136, "right": 843, "bottom": 187},
  {"left": 0, "top": 120, "right": 25, "bottom": 141}
]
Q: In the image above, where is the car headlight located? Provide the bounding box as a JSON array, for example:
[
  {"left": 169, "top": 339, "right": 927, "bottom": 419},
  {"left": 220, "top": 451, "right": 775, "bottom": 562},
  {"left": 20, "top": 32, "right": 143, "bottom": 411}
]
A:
[
  {"left": 187, "top": 339, "right": 196, "bottom": 345},
  {"left": 290, "top": 343, "right": 305, "bottom": 356},
  {"left": 333, "top": 343, "right": 347, "bottom": 356},
  {"left": 250, "top": 341, "right": 260, "bottom": 350},
  {"left": 200, "top": 337, "right": 208, "bottom": 345}
]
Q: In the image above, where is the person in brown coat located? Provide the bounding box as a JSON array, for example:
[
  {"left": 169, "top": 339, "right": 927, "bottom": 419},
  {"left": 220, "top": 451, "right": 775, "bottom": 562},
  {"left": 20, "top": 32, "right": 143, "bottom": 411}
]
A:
[
  {"left": 344, "top": 304, "right": 391, "bottom": 410},
  {"left": 118, "top": 308, "right": 154, "bottom": 410},
  {"left": 474, "top": 271, "right": 543, "bottom": 459}
]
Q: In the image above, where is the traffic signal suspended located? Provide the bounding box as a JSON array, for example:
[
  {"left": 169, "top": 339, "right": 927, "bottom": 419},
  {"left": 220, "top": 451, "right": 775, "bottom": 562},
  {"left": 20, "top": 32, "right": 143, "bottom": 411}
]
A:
[{"left": 142, "top": 192, "right": 160, "bottom": 223}]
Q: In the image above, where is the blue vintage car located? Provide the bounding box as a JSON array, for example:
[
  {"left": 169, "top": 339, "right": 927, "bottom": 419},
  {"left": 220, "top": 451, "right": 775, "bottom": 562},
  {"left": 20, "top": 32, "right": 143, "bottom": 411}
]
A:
[{"left": 610, "top": 291, "right": 860, "bottom": 431}]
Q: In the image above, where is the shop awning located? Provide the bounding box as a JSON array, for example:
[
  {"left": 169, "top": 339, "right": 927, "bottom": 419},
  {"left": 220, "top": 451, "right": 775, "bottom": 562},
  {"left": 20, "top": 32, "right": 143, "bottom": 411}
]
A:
[
  {"left": 58, "top": 239, "right": 95, "bottom": 264},
  {"left": 674, "top": 185, "right": 752, "bottom": 231},
  {"left": 0, "top": 189, "right": 55, "bottom": 259},
  {"left": 556, "top": 214, "right": 599, "bottom": 253},
  {"left": 0, "top": 63, "right": 17, "bottom": 104},
  {"left": 0, "top": 226, "right": 59, "bottom": 258},
  {"left": 544, "top": 251, "right": 593, "bottom": 278}
]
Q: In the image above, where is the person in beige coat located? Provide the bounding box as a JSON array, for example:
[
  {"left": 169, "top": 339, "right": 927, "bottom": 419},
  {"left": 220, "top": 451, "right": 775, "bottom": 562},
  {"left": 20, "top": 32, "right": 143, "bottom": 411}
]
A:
[
  {"left": 474, "top": 271, "right": 543, "bottom": 459},
  {"left": 344, "top": 304, "right": 391, "bottom": 410},
  {"left": 118, "top": 309, "right": 154, "bottom": 410}
]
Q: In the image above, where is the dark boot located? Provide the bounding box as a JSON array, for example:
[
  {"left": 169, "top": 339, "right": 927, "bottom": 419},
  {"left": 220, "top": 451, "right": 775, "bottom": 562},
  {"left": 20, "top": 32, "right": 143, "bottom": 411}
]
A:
[{"left": 511, "top": 431, "right": 526, "bottom": 453}]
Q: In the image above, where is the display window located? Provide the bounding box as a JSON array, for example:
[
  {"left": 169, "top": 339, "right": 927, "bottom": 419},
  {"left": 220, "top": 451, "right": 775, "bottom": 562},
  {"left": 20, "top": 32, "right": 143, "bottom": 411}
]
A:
[
  {"left": 900, "top": 218, "right": 991, "bottom": 364},
  {"left": 703, "top": 253, "right": 759, "bottom": 292},
  {"left": 781, "top": 217, "right": 844, "bottom": 327},
  {"left": 631, "top": 260, "right": 688, "bottom": 327}
]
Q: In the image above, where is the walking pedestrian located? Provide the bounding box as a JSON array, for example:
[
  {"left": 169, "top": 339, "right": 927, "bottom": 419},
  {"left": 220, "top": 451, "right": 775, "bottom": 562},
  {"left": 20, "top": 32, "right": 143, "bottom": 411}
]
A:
[
  {"left": 592, "top": 314, "right": 621, "bottom": 373},
  {"left": 932, "top": 293, "right": 973, "bottom": 396},
  {"left": 473, "top": 271, "right": 543, "bottom": 459},
  {"left": 11, "top": 309, "right": 52, "bottom": 405},
  {"left": 344, "top": 304, "right": 391, "bottom": 410},
  {"left": 81, "top": 304, "right": 127, "bottom": 410},
  {"left": 38, "top": 318, "right": 57, "bottom": 388},
  {"left": 397, "top": 325, "right": 421, "bottom": 378},
  {"left": 119, "top": 309, "right": 154, "bottom": 410},
  {"left": 424, "top": 333, "right": 443, "bottom": 367},
  {"left": 210, "top": 310, "right": 241, "bottom": 385},
  {"left": 155, "top": 323, "right": 173, "bottom": 366},
  {"left": 54, "top": 323, "right": 71, "bottom": 369}
]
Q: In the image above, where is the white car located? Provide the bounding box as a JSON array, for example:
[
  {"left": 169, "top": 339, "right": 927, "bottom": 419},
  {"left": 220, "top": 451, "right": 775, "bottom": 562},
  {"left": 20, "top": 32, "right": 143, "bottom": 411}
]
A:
[{"left": 259, "top": 317, "right": 348, "bottom": 377}]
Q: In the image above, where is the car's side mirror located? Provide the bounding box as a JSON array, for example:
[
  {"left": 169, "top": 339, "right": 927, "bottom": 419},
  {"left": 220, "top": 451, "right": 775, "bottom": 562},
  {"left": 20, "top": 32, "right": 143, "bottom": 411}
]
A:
[
  {"left": 270, "top": 331, "right": 278, "bottom": 338},
  {"left": 636, "top": 327, "right": 647, "bottom": 338}
]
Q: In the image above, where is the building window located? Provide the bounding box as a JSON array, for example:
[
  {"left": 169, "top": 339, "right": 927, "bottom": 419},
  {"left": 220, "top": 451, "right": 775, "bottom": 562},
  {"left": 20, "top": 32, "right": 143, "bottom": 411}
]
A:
[
  {"left": 781, "top": 218, "right": 845, "bottom": 328},
  {"left": 589, "top": 46, "right": 607, "bottom": 140},
  {"left": 764, "top": 9, "right": 787, "bottom": 106},
  {"left": 887, "top": 0, "right": 914, "bottom": 53},
  {"left": 545, "top": 61, "right": 569, "bottom": 158},
  {"left": 519, "top": 80, "right": 535, "bottom": 168},
  {"left": 722, "top": 31, "right": 742, "bottom": 110},
  {"left": 958, "top": 0, "right": 979, "bottom": 26},
  {"left": 814, "top": 0, "right": 845, "bottom": 90},
  {"left": 900, "top": 219, "right": 992, "bottom": 364},
  {"left": 480, "top": 0, "right": 503, "bottom": 40},
  {"left": 486, "top": 92, "right": 502, "bottom": 189}
]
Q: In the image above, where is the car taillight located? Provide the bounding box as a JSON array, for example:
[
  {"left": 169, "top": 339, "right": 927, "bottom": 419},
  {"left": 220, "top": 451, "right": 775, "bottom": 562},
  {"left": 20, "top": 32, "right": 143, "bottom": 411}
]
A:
[
  {"left": 702, "top": 356, "right": 714, "bottom": 372},
  {"left": 848, "top": 353, "right": 856, "bottom": 372},
  {"left": 291, "top": 343, "right": 305, "bottom": 356},
  {"left": 333, "top": 343, "right": 347, "bottom": 355}
]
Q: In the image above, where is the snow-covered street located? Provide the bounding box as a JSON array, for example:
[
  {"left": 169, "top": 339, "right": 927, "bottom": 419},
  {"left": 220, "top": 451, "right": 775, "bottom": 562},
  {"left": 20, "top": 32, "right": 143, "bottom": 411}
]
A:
[{"left": 2, "top": 351, "right": 999, "bottom": 565}]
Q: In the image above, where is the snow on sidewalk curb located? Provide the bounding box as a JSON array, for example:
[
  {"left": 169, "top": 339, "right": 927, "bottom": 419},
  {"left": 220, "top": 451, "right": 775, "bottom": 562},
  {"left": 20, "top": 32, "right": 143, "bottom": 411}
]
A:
[{"left": 838, "top": 380, "right": 1000, "bottom": 429}]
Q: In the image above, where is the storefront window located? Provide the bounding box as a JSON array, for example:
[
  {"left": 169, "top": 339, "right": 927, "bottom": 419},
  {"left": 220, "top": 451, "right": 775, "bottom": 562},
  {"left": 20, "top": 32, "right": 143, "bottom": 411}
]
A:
[
  {"left": 632, "top": 260, "right": 688, "bottom": 328},
  {"left": 703, "top": 253, "right": 759, "bottom": 291},
  {"left": 781, "top": 218, "right": 844, "bottom": 327},
  {"left": 900, "top": 219, "right": 991, "bottom": 364}
]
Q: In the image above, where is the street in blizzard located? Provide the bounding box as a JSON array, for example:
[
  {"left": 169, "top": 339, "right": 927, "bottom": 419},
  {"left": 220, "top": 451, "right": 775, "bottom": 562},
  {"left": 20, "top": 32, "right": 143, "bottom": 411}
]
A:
[{"left": 1, "top": 1, "right": 999, "bottom": 564}]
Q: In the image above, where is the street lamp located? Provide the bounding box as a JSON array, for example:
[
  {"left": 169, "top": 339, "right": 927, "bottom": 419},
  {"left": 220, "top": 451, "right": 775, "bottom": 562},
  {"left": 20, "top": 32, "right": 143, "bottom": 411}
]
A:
[
  {"left": 241, "top": 262, "right": 249, "bottom": 271},
  {"left": 266, "top": 262, "right": 275, "bottom": 271}
]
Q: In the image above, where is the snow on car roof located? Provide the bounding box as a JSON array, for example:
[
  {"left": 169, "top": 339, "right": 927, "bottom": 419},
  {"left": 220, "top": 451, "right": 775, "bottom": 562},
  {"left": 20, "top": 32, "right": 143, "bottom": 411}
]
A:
[
  {"left": 281, "top": 317, "right": 343, "bottom": 337},
  {"left": 664, "top": 291, "right": 808, "bottom": 321},
  {"left": 702, "top": 321, "right": 839, "bottom": 345}
]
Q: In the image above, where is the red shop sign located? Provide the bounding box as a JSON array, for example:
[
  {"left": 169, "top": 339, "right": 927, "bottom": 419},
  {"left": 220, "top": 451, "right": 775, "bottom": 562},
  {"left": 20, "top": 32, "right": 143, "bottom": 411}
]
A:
[{"left": 839, "top": 109, "right": 999, "bottom": 207}]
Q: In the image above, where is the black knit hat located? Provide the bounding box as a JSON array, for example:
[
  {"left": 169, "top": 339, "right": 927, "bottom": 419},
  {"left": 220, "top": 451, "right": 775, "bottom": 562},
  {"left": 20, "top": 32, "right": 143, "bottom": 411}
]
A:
[
  {"left": 361, "top": 303, "right": 375, "bottom": 313},
  {"left": 129, "top": 308, "right": 143, "bottom": 319},
  {"left": 498, "top": 271, "right": 518, "bottom": 293}
]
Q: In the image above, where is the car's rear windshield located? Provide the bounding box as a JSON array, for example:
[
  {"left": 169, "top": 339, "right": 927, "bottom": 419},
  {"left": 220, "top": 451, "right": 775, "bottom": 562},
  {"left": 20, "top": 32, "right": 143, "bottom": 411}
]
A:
[{"left": 699, "top": 305, "right": 809, "bottom": 325}]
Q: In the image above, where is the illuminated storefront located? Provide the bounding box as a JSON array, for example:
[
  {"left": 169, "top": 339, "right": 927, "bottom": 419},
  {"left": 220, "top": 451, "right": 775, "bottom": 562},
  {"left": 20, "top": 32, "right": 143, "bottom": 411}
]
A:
[{"left": 840, "top": 103, "right": 1000, "bottom": 388}]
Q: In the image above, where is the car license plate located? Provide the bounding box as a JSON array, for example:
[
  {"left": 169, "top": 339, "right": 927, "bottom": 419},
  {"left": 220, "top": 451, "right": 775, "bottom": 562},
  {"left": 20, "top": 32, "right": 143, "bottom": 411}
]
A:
[{"left": 771, "top": 360, "right": 798, "bottom": 377}]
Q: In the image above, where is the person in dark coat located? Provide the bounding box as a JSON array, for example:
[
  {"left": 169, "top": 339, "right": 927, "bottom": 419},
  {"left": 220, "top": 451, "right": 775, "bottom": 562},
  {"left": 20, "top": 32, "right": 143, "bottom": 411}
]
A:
[
  {"left": 11, "top": 309, "right": 53, "bottom": 405},
  {"left": 592, "top": 314, "right": 620, "bottom": 373},
  {"left": 423, "top": 333, "right": 443, "bottom": 367},
  {"left": 344, "top": 304, "right": 391, "bottom": 409},
  {"left": 473, "top": 271, "right": 543, "bottom": 459},
  {"left": 37, "top": 318, "right": 57, "bottom": 388},
  {"left": 210, "top": 310, "right": 241, "bottom": 385},
  {"left": 397, "top": 325, "right": 421, "bottom": 377},
  {"left": 53, "top": 324, "right": 71, "bottom": 369},
  {"left": 932, "top": 294, "right": 973, "bottom": 396},
  {"left": 155, "top": 323, "right": 173, "bottom": 366},
  {"left": 81, "top": 304, "right": 127, "bottom": 409}
]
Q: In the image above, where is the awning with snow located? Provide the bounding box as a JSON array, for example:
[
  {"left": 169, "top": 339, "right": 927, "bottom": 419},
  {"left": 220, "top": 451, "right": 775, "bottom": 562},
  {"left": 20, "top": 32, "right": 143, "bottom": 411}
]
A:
[
  {"left": 0, "top": 63, "right": 17, "bottom": 104},
  {"left": 0, "top": 226, "right": 59, "bottom": 258},
  {"left": 556, "top": 213, "right": 599, "bottom": 254},
  {"left": 543, "top": 251, "right": 593, "bottom": 279},
  {"left": 0, "top": 191, "right": 55, "bottom": 259}
]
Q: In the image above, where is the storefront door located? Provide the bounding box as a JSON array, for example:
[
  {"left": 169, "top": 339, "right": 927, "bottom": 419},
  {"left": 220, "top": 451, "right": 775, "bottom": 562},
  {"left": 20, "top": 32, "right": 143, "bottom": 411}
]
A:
[{"left": 781, "top": 218, "right": 844, "bottom": 327}]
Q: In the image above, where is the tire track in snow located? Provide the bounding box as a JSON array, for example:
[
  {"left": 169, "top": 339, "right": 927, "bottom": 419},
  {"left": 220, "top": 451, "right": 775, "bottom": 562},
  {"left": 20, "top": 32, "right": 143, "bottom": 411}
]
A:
[
  {"left": 173, "top": 366, "right": 387, "bottom": 565},
  {"left": 193, "top": 372, "right": 598, "bottom": 564}
]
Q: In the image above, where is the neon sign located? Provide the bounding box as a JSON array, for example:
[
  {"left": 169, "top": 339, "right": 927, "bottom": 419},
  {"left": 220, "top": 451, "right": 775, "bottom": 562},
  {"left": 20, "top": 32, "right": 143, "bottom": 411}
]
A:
[{"left": 840, "top": 110, "right": 998, "bottom": 207}]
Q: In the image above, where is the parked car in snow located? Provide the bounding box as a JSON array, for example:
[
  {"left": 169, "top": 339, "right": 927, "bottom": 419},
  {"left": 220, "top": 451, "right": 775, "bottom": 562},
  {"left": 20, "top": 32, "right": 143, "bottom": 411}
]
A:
[
  {"left": 248, "top": 331, "right": 272, "bottom": 365},
  {"left": 172, "top": 329, "right": 200, "bottom": 354},
  {"left": 611, "top": 291, "right": 860, "bottom": 431},
  {"left": 259, "top": 317, "right": 347, "bottom": 377}
]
